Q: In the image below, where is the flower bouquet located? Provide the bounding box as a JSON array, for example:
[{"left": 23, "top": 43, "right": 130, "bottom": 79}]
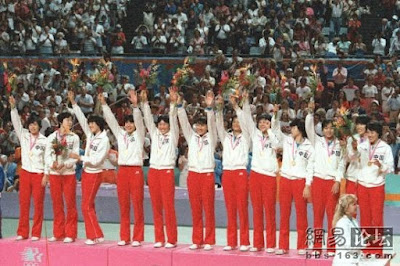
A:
[
  {"left": 69, "top": 59, "right": 82, "bottom": 89},
  {"left": 52, "top": 134, "right": 68, "bottom": 161},
  {"left": 333, "top": 107, "right": 353, "bottom": 141},
  {"left": 135, "top": 60, "right": 159, "bottom": 91},
  {"left": 92, "top": 62, "right": 114, "bottom": 93},
  {"left": 171, "top": 57, "right": 193, "bottom": 90},
  {"left": 308, "top": 65, "right": 324, "bottom": 101},
  {"left": 237, "top": 65, "right": 255, "bottom": 90}
]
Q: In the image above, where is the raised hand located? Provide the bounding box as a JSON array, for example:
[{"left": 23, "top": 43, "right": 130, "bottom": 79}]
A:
[
  {"left": 205, "top": 90, "right": 214, "bottom": 107},
  {"left": 9, "top": 95, "right": 16, "bottom": 109},
  {"left": 308, "top": 101, "right": 315, "bottom": 112},
  {"left": 242, "top": 90, "right": 249, "bottom": 101},
  {"left": 229, "top": 94, "right": 238, "bottom": 108},
  {"left": 169, "top": 87, "right": 178, "bottom": 104},
  {"left": 98, "top": 93, "right": 106, "bottom": 105},
  {"left": 128, "top": 90, "right": 138, "bottom": 107},
  {"left": 177, "top": 92, "right": 183, "bottom": 105},
  {"left": 140, "top": 89, "right": 148, "bottom": 103},
  {"left": 67, "top": 91, "right": 76, "bottom": 105},
  {"left": 273, "top": 104, "right": 280, "bottom": 114}
]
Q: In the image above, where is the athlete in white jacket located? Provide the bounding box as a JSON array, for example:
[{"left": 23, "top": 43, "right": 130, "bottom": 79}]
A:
[
  {"left": 100, "top": 90, "right": 145, "bottom": 247},
  {"left": 215, "top": 95, "right": 251, "bottom": 252},
  {"left": 235, "top": 94, "right": 280, "bottom": 253},
  {"left": 68, "top": 91, "right": 110, "bottom": 245},
  {"left": 305, "top": 102, "right": 345, "bottom": 255},
  {"left": 10, "top": 96, "right": 47, "bottom": 241},
  {"left": 44, "top": 112, "right": 79, "bottom": 243},
  {"left": 272, "top": 107, "right": 314, "bottom": 255},
  {"left": 177, "top": 90, "right": 217, "bottom": 251},
  {"left": 141, "top": 89, "right": 178, "bottom": 248},
  {"left": 348, "top": 121, "right": 393, "bottom": 256}
]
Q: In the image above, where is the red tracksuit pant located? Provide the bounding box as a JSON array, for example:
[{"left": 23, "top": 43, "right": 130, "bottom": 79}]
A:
[
  {"left": 222, "top": 169, "right": 250, "bottom": 247},
  {"left": 49, "top": 174, "right": 77, "bottom": 239},
  {"left": 187, "top": 171, "right": 215, "bottom": 245},
  {"left": 17, "top": 169, "right": 45, "bottom": 238},
  {"left": 311, "top": 177, "right": 339, "bottom": 252},
  {"left": 249, "top": 171, "right": 276, "bottom": 249},
  {"left": 346, "top": 180, "right": 358, "bottom": 195},
  {"left": 81, "top": 171, "right": 103, "bottom": 240},
  {"left": 279, "top": 177, "right": 308, "bottom": 251},
  {"left": 117, "top": 166, "right": 144, "bottom": 242},
  {"left": 357, "top": 184, "right": 385, "bottom": 255},
  {"left": 147, "top": 168, "right": 177, "bottom": 244}
]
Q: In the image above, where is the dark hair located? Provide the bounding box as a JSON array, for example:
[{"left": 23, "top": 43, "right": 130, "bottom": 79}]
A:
[
  {"left": 322, "top": 119, "right": 333, "bottom": 129},
  {"left": 367, "top": 121, "right": 383, "bottom": 138},
  {"left": 88, "top": 115, "right": 105, "bottom": 131},
  {"left": 256, "top": 113, "right": 272, "bottom": 125},
  {"left": 26, "top": 115, "right": 42, "bottom": 129},
  {"left": 194, "top": 116, "right": 207, "bottom": 125},
  {"left": 355, "top": 115, "right": 370, "bottom": 126},
  {"left": 290, "top": 118, "right": 307, "bottom": 138},
  {"left": 57, "top": 112, "right": 73, "bottom": 124},
  {"left": 157, "top": 115, "right": 170, "bottom": 125},
  {"left": 123, "top": 115, "right": 134, "bottom": 123}
]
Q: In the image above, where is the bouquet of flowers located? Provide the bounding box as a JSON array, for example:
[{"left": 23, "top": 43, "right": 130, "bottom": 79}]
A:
[
  {"left": 2, "top": 62, "right": 17, "bottom": 94},
  {"left": 237, "top": 65, "right": 255, "bottom": 90},
  {"left": 135, "top": 60, "right": 159, "bottom": 91},
  {"left": 308, "top": 65, "right": 324, "bottom": 100},
  {"left": 333, "top": 107, "right": 353, "bottom": 141},
  {"left": 171, "top": 57, "right": 193, "bottom": 89},
  {"left": 92, "top": 62, "right": 114, "bottom": 92},
  {"left": 52, "top": 135, "right": 68, "bottom": 160},
  {"left": 69, "top": 58, "right": 82, "bottom": 89}
]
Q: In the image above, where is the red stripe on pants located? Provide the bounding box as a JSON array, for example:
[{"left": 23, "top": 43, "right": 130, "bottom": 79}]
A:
[
  {"left": 346, "top": 180, "right": 358, "bottom": 196},
  {"left": 81, "top": 171, "right": 103, "bottom": 240},
  {"left": 249, "top": 171, "right": 276, "bottom": 249},
  {"left": 117, "top": 166, "right": 144, "bottom": 242},
  {"left": 17, "top": 169, "right": 45, "bottom": 238},
  {"left": 49, "top": 174, "right": 77, "bottom": 239},
  {"left": 222, "top": 169, "right": 250, "bottom": 247},
  {"left": 311, "top": 177, "right": 339, "bottom": 252},
  {"left": 357, "top": 184, "right": 385, "bottom": 255},
  {"left": 279, "top": 177, "right": 308, "bottom": 250},
  {"left": 187, "top": 171, "right": 215, "bottom": 245},
  {"left": 147, "top": 168, "right": 177, "bottom": 244}
]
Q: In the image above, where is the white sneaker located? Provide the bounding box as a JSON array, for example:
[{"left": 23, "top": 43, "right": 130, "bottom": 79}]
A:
[
  {"left": 275, "top": 249, "right": 287, "bottom": 255},
  {"left": 223, "top": 246, "right": 233, "bottom": 251},
  {"left": 298, "top": 249, "right": 307, "bottom": 255},
  {"left": 31, "top": 237, "right": 40, "bottom": 241},
  {"left": 96, "top": 237, "right": 105, "bottom": 243},
  {"left": 118, "top": 240, "right": 127, "bottom": 246},
  {"left": 189, "top": 244, "right": 200, "bottom": 250},
  {"left": 239, "top": 245, "right": 250, "bottom": 252},
  {"left": 266, "top": 248, "right": 275, "bottom": 253},
  {"left": 327, "top": 252, "right": 335, "bottom": 257},
  {"left": 153, "top": 242, "right": 163, "bottom": 248},
  {"left": 85, "top": 239, "right": 96, "bottom": 245},
  {"left": 203, "top": 244, "right": 213, "bottom": 251},
  {"left": 15, "top": 235, "right": 25, "bottom": 241},
  {"left": 250, "top": 247, "right": 261, "bottom": 252},
  {"left": 48, "top": 237, "right": 58, "bottom": 242},
  {"left": 165, "top": 243, "right": 176, "bottom": 249},
  {"left": 63, "top": 237, "right": 74, "bottom": 243},
  {"left": 131, "top": 241, "right": 141, "bottom": 247}
]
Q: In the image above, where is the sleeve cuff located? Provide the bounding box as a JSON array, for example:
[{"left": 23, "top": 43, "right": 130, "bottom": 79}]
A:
[
  {"left": 205, "top": 107, "right": 213, "bottom": 111},
  {"left": 177, "top": 104, "right": 183, "bottom": 108}
]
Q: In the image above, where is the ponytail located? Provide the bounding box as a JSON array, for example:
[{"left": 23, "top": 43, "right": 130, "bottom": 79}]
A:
[{"left": 332, "top": 194, "right": 357, "bottom": 228}]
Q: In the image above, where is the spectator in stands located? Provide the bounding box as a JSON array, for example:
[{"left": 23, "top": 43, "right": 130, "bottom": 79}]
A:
[
  {"left": 343, "top": 77, "right": 359, "bottom": 102},
  {"left": 372, "top": 31, "right": 387, "bottom": 56},
  {"left": 330, "top": 0, "right": 344, "bottom": 40},
  {"left": 81, "top": 30, "right": 97, "bottom": 55},
  {"left": 189, "top": 29, "right": 205, "bottom": 55},
  {"left": 54, "top": 32, "right": 69, "bottom": 55},
  {"left": 131, "top": 29, "right": 148, "bottom": 53},
  {"left": 338, "top": 34, "right": 351, "bottom": 57},
  {"left": 39, "top": 26, "right": 54, "bottom": 55},
  {"left": 332, "top": 61, "right": 348, "bottom": 96},
  {"left": 75, "top": 87, "right": 94, "bottom": 115},
  {"left": 111, "top": 25, "right": 126, "bottom": 55},
  {"left": 214, "top": 17, "right": 230, "bottom": 54},
  {"left": 168, "top": 29, "right": 185, "bottom": 54},
  {"left": 351, "top": 35, "right": 367, "bottom": 57},
  {"left": 390, "top": 31, "right": 400, "bottom": 56},
  {"left": 151, "top": 29, "right": 167, "bottom": 54}
]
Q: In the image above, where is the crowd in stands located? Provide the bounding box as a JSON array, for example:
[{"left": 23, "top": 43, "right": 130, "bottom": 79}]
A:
[
  {"left": 0, "top": 0, "right": 129, "bottom": 55},
  {"left": 2, "top": 51, "right": 400, "bottom": 190},
  {"left": 133, "top": 0, "right": 378, "bottom": 56}
]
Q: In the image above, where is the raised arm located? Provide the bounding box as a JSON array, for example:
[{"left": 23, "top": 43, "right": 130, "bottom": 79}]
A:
[
  {"left": 9, "top": 96, "right": 23, "bottom": 141},
  {"left": 140, "top": 90, "right": 157, "bottom": 137},
  {"left": 305, "top": 102, "right": 317, "bottom": 146},
  {"left": 177, "top": 101, "right": 194, "bottom": 143},
  {"left": 68, "top": 91, "right": 90, "bottom": 137},
  {"left": 205, "top": 90, "right": 218, "bottom": 148},
  {"left": 271, "top": 105, "right": 285, "bottom": 143},
  {"left": 215, "top": 109, "right": 227, "bottom": 145},
  {"left": 99, "top": 93, "right": 121, "bottom": 138},
  {"left": 240, "top": 92, "right": 256, "bottom": 135},
  {"left": 128, "top": 90, "right": 146, "bottom": 145}
]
